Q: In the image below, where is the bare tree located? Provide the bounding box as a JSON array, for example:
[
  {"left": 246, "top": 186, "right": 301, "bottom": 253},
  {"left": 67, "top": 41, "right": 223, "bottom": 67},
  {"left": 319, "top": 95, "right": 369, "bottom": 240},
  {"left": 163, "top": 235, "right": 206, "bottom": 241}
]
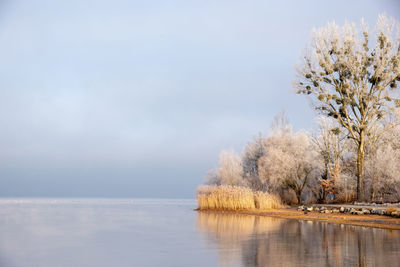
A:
[{"left": 295, "top": 15, "right": 400, "bottom": 201}]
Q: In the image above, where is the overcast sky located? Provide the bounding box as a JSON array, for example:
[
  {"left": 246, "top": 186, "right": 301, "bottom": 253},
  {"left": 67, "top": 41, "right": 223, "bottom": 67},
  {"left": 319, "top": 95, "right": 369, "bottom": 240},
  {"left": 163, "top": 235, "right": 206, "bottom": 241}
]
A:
[{"left": 0, "top": 0, "right": 399, "bottom": 198}]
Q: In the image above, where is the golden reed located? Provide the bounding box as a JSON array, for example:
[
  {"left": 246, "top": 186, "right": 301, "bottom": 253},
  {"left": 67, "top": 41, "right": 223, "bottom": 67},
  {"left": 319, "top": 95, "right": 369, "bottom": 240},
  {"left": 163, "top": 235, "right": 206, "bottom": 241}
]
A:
[{"left": 196, "top": 185, "right": 286, "bottom": 210}]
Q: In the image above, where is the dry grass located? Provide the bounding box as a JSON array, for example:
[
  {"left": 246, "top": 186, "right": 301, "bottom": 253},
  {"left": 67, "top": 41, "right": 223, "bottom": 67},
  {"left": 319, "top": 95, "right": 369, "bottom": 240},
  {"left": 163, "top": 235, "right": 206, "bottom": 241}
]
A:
[
  {"left": 197, "top": 185, "right": 255, "bottom": 210},
  {"left": 254, "top": 191, "right": 286, "bottom": 209},
  {"left": 197, "top": 185, "right": 286, "bottom": 211}
]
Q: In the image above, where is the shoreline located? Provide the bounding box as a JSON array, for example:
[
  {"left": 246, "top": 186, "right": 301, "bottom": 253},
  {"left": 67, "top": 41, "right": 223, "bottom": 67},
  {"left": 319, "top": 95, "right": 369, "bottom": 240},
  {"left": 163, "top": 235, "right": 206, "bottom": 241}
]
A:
[{"left": 195, "top": 208, "right": 400, "bottom": 230}]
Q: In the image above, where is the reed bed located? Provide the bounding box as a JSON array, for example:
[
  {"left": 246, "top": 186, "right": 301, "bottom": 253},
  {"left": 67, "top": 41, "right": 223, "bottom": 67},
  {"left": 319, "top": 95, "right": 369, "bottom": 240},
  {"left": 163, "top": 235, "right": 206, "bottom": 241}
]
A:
[
  {"left": 197, "top": 185, "right": 286, "bottom": 211},
  {"left": 254, "top": 191, "right": 286, "bottom": 209}
]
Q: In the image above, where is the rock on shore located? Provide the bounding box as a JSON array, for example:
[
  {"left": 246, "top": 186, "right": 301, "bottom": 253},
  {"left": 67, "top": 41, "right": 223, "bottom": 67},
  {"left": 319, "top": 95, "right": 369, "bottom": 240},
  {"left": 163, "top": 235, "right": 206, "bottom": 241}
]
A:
[{"left": 297, "top": 205, "right": 400, "bottom": 218}]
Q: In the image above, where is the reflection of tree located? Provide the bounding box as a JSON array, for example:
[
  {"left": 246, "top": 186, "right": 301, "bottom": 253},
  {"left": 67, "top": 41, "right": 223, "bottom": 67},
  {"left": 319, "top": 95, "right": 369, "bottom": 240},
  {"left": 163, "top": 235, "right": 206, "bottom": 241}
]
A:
[{"left": 196, "top": 212, "right": 400, "bottom": 267}]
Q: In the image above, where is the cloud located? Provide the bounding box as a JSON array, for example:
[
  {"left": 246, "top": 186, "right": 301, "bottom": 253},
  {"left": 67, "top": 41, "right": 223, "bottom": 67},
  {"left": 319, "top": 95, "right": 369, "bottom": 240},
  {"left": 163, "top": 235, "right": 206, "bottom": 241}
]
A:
[{"left": 0, "top": 0, "right": 398, "bottom": 197}]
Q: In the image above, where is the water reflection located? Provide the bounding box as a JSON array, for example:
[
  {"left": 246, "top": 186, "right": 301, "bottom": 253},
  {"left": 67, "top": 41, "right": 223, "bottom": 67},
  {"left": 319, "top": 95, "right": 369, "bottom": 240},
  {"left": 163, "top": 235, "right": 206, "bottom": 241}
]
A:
[{"left": 197, "top": 212, "right": 400, "bottom": 267}]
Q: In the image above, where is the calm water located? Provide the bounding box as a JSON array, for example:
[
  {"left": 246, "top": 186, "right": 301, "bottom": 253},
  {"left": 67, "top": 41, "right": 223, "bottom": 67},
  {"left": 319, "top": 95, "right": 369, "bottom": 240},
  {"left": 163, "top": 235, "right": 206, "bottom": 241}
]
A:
[{"left": 0, "top": 199, "right": 399, "bottom": 267}]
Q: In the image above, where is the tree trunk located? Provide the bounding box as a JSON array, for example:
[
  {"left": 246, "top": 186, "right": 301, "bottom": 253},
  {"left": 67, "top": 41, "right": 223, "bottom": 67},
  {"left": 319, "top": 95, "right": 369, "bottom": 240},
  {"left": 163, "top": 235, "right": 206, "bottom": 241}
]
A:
[
  {"left": 370, "top": 186, "right": 375, "bottom": 203},
  {"left": 320, "top": 166, "right": 328, "bottom": 204},
  {"left": 296, "top": 191, "right": 302, "bottom": 205},
  {"left": 356, "top": 131, "right": 366, "bottom": 202}
]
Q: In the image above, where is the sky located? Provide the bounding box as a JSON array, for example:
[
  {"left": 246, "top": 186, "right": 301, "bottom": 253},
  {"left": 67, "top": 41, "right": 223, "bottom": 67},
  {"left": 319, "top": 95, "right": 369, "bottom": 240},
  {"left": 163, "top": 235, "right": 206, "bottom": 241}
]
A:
[{"left": 0, "top": 0, "right": 399, "bottom": 198}]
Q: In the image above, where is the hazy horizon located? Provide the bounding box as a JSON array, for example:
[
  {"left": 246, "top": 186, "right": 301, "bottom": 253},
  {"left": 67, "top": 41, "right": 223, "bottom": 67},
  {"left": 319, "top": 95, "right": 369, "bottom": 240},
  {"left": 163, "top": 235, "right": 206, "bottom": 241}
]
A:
[{"left": 0, "top": 0, "right": 399, "bottom": 198}]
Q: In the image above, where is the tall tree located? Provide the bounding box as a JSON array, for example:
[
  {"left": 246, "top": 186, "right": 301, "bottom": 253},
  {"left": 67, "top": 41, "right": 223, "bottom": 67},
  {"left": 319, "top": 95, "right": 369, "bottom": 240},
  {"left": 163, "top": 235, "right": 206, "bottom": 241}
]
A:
[{"left": 295, "top": 15, "right": 400, "bottom": 201}]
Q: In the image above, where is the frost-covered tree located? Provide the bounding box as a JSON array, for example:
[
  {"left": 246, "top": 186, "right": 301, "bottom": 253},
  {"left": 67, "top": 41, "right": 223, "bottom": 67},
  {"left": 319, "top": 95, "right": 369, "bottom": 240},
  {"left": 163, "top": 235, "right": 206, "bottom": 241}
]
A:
[
  {"left": 259, "top": 128, "right": 321, "bottom": 204},
  {"left": 205, "top": 149, "right": 244, "bottom": 186},
  {"left": 313, "top": 117, "right": 349, "bottom": 202},
  {"left": 366, "top": 145, "right": 400, "bottom": 203},
  {"left": 241, "top": 133, "right": 266, "bottom": 191},
  {"left": 269, "top": 110, "right": 292, "bottom": 136},
  {"left": 365, "top": 125, "right": 400, "bottom": 203},
  {"left": 295, "top": 15, "right": 400, "bottom": 201}
]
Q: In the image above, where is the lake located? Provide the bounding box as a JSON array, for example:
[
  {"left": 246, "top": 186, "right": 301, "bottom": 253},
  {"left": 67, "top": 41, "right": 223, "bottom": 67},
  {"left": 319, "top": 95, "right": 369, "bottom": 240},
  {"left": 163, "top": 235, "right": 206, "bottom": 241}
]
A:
[{"left": 0, "top": 199, "right": 399, "bottom": 267}]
